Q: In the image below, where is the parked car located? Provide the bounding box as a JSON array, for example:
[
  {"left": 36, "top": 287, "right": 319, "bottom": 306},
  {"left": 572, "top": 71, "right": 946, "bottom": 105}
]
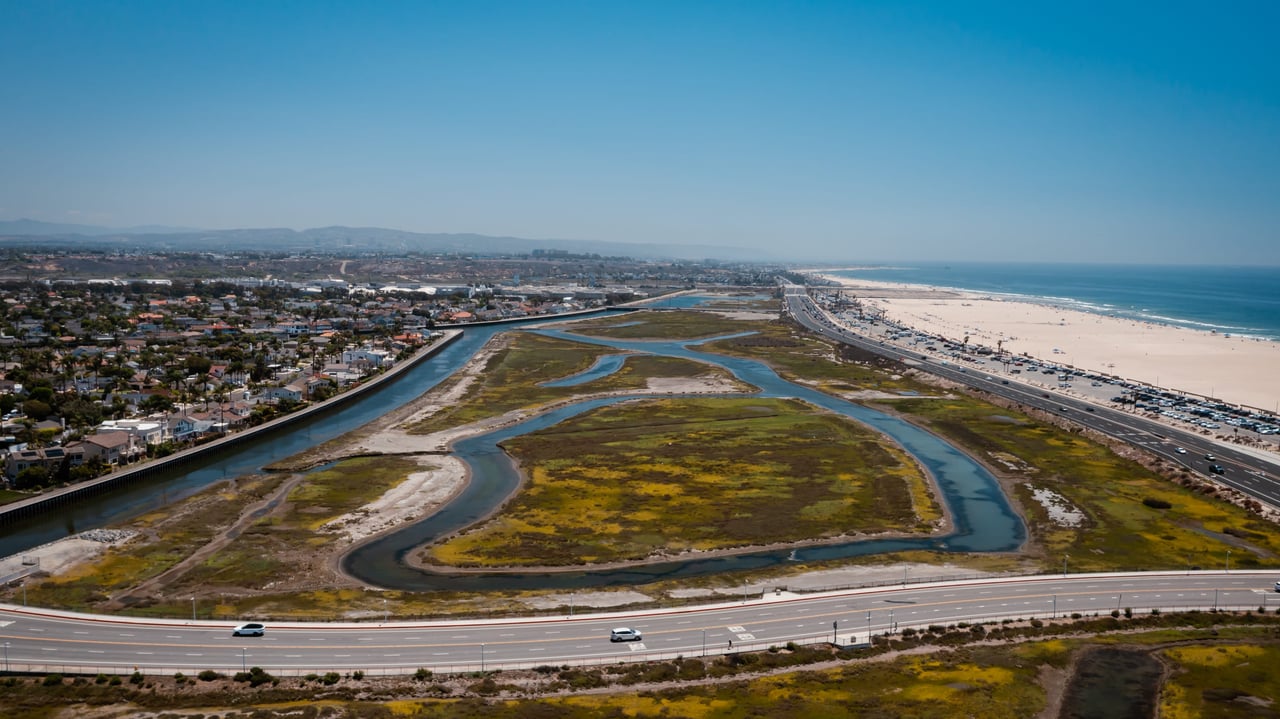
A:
[
  {"left": 232, "top": 622, "right": 266, "bottom": 637},
  {"left": 610, "top": 627, "right": 642, "bottom": 642}
]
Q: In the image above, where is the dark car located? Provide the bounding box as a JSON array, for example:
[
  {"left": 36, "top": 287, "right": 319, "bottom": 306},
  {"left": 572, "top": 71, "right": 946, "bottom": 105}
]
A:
[{"left": 1209, "top": 464, "right": 1226, "bottom": 475}]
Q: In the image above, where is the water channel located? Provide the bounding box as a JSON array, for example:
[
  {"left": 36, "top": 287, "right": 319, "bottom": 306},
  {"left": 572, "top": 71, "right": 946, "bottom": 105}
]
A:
[
  {"left": 4, "top": 294, "right": 1026, "bottom": 593},
  {"left": 0, "top": 314, "right": 588, "bottom": 558},
  {"left": 342, "top": 322, "right": 1026, "bottom": 590}
]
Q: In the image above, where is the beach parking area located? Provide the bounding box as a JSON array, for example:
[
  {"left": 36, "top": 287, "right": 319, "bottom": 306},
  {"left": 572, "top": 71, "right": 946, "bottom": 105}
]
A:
[{"left": 818, "top": 275, "right": 1280, "bottom": 417}]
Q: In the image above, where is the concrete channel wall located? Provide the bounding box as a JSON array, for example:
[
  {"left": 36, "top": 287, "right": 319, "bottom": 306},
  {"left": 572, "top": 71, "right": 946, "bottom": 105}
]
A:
[{"left": 0, "top": 330, "right": 465, "bottom": 526}]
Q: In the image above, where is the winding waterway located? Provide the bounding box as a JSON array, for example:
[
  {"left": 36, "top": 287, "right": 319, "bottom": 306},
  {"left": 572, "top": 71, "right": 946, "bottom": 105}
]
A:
[
  {"left": 341, "top": 321, "right": 1026, "bottom": 591},
  {"left": 4, "top": 295, "right": 1026, "bottom": 593},
  {"left": 0, "top": 315, "right": 593, "bottom": 558}
]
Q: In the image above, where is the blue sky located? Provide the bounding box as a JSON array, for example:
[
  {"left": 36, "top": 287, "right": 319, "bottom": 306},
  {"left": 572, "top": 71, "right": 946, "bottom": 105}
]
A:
[{"left": 2, "top": 1, "right": 1277, "bottom": 264}]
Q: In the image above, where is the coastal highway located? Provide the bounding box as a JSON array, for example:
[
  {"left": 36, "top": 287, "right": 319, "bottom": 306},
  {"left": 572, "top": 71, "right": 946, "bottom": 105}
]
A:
[
  {"left": 2, "top": 572, "right": 1277, "bottom": 676},
  {"left": 782, "top": 287, "right": 1280, "bottom": 510}
]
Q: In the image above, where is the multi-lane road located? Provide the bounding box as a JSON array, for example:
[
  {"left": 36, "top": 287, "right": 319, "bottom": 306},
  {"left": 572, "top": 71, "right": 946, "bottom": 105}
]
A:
[
  {"left": 783, "top": 286, "right": 1280, "bottom": 509},
  {"left": 1, "top": 290, "right": 1277, "bottom": 679},
  {"left": 2, "top": 572, "right": 1277, "bottom": 676}
]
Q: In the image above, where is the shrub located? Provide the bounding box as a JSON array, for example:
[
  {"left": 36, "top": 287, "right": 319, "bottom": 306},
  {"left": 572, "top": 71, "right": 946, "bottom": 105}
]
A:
[
  {"left": 414, "top": 667, "right": 433, "bottom": 681},
  {"left": 42, "top": 674, "right": 63, "bottom": 686},
  {"left": 321, "top": 672, "right": 340, "bottom": 686},
  {"left": 197, "top": 670, "right": 220, "bottom": 682},
  {"left": 130, "top": 671, "right": 144, "bottom": 685},
  {"left": 352, "top": 670, "right": 364, "bottom": 681}
]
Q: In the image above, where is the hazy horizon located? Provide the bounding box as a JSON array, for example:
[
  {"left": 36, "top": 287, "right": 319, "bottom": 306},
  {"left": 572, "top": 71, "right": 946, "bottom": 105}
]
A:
[{"left": 2, "top": 2, "right": 1277, "bottom": 265}]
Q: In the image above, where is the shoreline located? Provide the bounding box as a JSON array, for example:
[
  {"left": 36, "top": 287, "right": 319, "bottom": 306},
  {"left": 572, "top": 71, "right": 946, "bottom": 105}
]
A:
[{"left": 809, "top": 273, "right": 1280, "bottom": 415}]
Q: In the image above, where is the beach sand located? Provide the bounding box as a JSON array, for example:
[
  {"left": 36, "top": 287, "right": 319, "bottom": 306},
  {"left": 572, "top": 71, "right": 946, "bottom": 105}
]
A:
[{"left": 815, "top": 274, "right": 1280, "bottom": 416}]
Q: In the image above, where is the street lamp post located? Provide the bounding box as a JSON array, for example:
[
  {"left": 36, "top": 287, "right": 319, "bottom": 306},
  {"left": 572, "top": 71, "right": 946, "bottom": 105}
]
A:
[
  {"left": 1225, "top": 550, "right": 1231, "bottom": 574},
  {"left": 832, "top": 621, "right": 838, "bottom": 644},
  {"left": 191, "top": 597, "right": 196, "bottom": 622},
  {"left": 866, "top": 611, "right": 871, "bottom": 644},
  {"left": 383, "top": 598, "right": 388, "bottom": 623},
  {"left": 241, "top": 648, "right": 246, "bottom": 673},
  {"left": 701, "top": 629, "right": 706, "bottom": 657},
  {"left": 4, "top": 641, "right": 9, "bottom": 674},
  {"left": 1063, "top": 555, "right": 1069, "bottom": 577},
  {"left": 1052, "top": 595, "right": 1057, "bottom": 618},
  {"left": 889, "top": 609, "right": 895, "bottom": 634},
  {"left": 481, "top": 643, "right": 486, "bottom": 672}
]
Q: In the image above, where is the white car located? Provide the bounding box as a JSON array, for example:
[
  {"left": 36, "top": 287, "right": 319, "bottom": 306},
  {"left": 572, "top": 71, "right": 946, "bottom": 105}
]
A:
[
  {"left": 1174, "top": 447, "right": 1187, "bottom": 454},
  {"left": 232, "top": 622, "right": 266, "bottom": 637},
  {"left": 610, "top": 627, "right": 642, "bottom": 642}
]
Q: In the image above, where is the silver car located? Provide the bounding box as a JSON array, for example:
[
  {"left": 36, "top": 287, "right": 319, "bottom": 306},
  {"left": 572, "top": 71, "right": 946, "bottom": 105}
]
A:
[
  {"left": 232, "top": 622, "right": 266, "bottom": 637},
  {"left": 610, "top": 627, "right": 642, "bottom": 642}
]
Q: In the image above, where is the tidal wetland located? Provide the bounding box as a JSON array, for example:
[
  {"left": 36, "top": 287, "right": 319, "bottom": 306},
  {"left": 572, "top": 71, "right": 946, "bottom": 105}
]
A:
[{"left": 4, "top": 295, "right": 1279, "bottom": 716}]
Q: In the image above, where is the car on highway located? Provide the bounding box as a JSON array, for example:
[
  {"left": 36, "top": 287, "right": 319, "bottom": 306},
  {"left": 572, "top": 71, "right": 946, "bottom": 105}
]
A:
[
  {"left": 232, "top": 622, "right": 266, "bottom": 637},
  {"left": 610, "top": 627, "right": 642, "bottom": 642},
  {"left": 1174, "top": 447, "right": 1187, "bottom": 454},
  {"left": 1275, "top": 581, "right": 1280, "bottom": 593},
  {"left": 1209, "top": 464, "right": 1226, "bottom": 474},
  {"left": 1204, "top": 453, "right": 1216, "bottom": 461}
]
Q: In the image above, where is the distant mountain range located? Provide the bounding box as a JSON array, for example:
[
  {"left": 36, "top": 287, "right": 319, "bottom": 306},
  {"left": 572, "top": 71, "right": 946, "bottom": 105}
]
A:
[{"left": 0, "top": 219, "right": 771, "bottom": 262}]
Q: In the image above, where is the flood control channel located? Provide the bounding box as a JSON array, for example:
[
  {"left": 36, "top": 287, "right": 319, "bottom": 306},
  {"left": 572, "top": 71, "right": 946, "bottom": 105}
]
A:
[{"left": 4, "top": 297, "right": 1026, "bottom": 591}]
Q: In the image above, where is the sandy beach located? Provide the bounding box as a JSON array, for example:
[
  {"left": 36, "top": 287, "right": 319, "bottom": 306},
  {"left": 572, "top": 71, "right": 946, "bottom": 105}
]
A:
[{"left": 814, "top": 274, "right": 1280, "bottom": 416}]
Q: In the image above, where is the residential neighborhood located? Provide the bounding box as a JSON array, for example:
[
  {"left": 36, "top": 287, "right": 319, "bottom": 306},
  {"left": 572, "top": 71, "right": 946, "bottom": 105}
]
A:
[{"left": 0, "top": 248, "right": 778, "bottom": 490}]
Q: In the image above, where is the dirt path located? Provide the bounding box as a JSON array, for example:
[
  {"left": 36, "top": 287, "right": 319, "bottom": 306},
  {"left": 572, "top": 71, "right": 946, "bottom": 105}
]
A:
[{"left": 106, "top": 474, "right": 309, "bottom": 608}]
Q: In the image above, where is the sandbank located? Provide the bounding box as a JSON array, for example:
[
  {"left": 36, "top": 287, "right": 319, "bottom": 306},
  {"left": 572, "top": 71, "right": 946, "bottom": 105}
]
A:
[{"left": 814, "top": 274, "right": 1280, "bottom": 415}]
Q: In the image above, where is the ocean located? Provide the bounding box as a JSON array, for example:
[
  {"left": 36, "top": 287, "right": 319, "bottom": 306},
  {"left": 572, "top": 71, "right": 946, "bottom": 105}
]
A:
[{"left": 827, "top": 263, "right": 1280, "bottom": 342}]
